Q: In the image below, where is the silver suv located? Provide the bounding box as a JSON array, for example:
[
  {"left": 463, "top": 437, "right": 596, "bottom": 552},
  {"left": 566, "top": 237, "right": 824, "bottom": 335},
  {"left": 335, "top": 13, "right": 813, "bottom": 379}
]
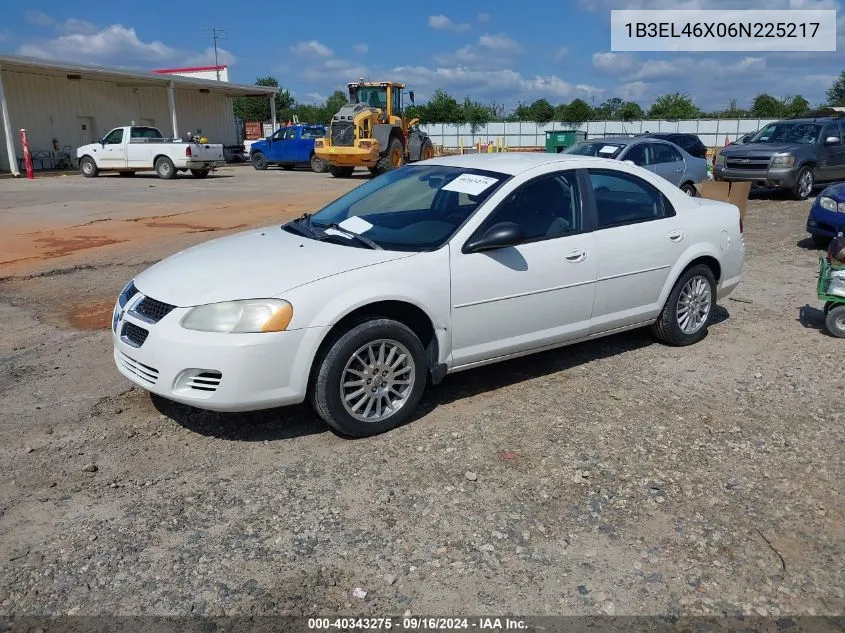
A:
[{"left": 714, "top": 116, "right": 845, "bottom": 200}]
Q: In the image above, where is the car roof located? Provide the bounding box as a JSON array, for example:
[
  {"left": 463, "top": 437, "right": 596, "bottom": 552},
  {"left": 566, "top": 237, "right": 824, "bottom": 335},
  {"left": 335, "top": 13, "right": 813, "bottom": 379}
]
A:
[{"left": 426, "top": 152, "right": 626, "bottom": 176}]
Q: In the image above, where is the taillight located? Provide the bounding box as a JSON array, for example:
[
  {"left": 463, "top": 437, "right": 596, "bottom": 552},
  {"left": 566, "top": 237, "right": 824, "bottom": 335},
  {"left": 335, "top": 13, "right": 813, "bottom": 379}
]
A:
[{"left": 185, "top": 146, "right": 192, "bottom": 157}]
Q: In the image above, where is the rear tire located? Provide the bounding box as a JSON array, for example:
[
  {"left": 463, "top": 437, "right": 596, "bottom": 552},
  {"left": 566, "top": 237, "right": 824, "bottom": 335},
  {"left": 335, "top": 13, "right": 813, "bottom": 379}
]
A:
[
  {"left": 825, "top": 305, "right": 845, "bottom": 338},
  {"left": 329, "top": 165, "right": 355, "bottom": 178},
  {"left": 190, "top": 169, "right": 209, "bottom": 179},
  {"left": 651, "top": 264, "right": 717, "bottom": 346},
  {"left": 251, "top": 152, "right": 268, "bottom": 171},
  {"left": 419, "top": 138, "right": 434, "bottom": 162},
  {"left": 310, "top": 154, "right": 328, "bottom": 173},
  {"left": 375, "top": 138, "right": 404, "bottom": 175},
  {"left": 680, "top": 182, "right": 697, "bottom": 196},
  {"left": 310, "top": 318, "right": 427, "bottom": 437},
  {"left": 154, "top": 156, "right": 176, "bottom": 180},
  {"left": 791, "top": 166, "right": 814, "bottom": 200},
  {"left": 80, "top": 156, "right": 98, "bottom": 178}
]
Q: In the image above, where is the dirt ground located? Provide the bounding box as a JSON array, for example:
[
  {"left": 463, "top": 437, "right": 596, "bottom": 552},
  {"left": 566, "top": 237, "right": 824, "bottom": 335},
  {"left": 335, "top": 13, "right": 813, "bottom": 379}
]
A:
[{"left": 0, "top": 165, "right": 843, "bottom": 619}]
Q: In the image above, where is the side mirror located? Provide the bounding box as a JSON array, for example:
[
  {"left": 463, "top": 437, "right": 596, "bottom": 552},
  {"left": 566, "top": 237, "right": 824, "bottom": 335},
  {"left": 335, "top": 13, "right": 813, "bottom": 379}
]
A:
[
  {"left": 463, "top": 221, "right": 526, "bottom": 254},
  {"left": 99, "top": 138, "right": 104, "bottom": 146},
  {"left": 824, "top": 136, "right": 841, "bottom": 146},
  {"left": 623, "top": 159, "right": 635, "bottom": 165},
  {"left": 409, "top": 90, "right": 415, "bottom": 105}
]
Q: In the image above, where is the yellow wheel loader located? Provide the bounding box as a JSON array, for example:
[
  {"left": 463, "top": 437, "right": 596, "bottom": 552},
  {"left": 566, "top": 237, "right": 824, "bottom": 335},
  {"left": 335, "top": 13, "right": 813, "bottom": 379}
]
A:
[{"left": 314, "top": 81, "right": 435, "bottom": 178}]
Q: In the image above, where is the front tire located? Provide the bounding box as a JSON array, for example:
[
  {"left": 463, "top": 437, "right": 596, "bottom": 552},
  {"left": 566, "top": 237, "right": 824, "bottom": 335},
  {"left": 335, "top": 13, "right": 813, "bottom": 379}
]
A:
[
  {"left": 154, "top": 156, "right": 176, "bottom": 180},
  {"left": 251, "top": 152, "right": 268, "bottom": 171},
  {"left": 375, "top": 138, "right": 404, "bottom": 175},
  {"left": 80, "top": 156, "right": 98, "bottom": 178},
  {"left": 311, "top": 319, "right": 427, "bottom": 437},
  {"left": 329, "top": 165, "right": 355, "bottom": 178},
  {"left": 825, "top": 305, "right": 845, "bottom": 338},
  {"left": 419, "top": 138, "right": 434, "bottom": 161},
  {"left": 651, "top": 264, "right": 717, "bottom": 346},
  {"left": 791, "top": 166, "right": 814, "bottom": 200},
  {"left": 310, "top": 154, "right": 328, "bottom": 173}
]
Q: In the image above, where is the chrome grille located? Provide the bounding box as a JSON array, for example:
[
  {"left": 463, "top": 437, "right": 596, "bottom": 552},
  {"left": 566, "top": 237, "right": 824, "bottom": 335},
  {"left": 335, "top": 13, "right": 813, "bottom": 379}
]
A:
[
  {"left": 121, "top": 322, "right": 149, "bottom": 347},
  {"left": 133, "top": 296, "right": 176, "bottom": 323},
  {"left": 117, "top": 351, "right": 158, "bottom": 384},
  {"left": 330, "top": 121, "right": 355, "bottom": 147},
  {"left": 725, "top": 156, "right": 771, "bottom": 170}
]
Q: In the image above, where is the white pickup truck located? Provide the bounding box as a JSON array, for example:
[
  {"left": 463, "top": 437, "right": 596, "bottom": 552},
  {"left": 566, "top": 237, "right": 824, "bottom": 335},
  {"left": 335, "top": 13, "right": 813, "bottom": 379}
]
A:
[{"left": 76, "top": 125, "right": 224, "bottom": 180}]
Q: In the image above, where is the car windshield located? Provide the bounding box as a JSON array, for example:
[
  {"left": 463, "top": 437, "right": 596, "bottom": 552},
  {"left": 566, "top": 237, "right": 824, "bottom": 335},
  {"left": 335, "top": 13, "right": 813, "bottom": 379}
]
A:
[
  {"left": 294, "top": 165, "right": 510, "bottom": 251},
  {"left": 565, "top": 142, "right": 624, "bottom": 159},
  {"left": 752, "top": 123, "right": 822, "bottom": 145}
]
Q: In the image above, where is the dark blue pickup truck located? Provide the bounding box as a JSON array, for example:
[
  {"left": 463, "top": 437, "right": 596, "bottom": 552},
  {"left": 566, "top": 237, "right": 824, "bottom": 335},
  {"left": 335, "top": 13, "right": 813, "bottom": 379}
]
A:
[{"left": 250, "top": 124, "right": 328, "bottom": 173}]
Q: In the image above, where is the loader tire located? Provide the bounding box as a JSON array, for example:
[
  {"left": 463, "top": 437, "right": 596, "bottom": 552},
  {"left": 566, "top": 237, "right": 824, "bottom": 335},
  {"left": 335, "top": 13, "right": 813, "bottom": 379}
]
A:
[{"left": 375, "top": 138, "right": 404, "bottom": 175}]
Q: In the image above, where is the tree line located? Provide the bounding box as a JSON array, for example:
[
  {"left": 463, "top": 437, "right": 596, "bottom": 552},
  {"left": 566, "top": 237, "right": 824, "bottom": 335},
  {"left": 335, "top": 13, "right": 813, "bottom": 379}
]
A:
[{"left": 235, "top": 71, "right": 845, "bottom": 127}]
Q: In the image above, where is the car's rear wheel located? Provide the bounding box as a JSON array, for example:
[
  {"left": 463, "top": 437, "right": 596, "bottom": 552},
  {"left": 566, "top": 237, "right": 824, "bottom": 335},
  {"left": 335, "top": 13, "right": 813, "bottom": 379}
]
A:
[
  {"left": 680, "top": 182, "right": 697, "bottom": 196},
  {"left": 155, "top": 157, "right": 176, "bottom": 180},
  {"left": 792, "top": 166, "right": 814, "bottom": 200},
  {"left": 80, "top": 156, "right": 98, "bottom": 178},
  {"left": 651, "top": 264, "right": 717, "bottom": 346},
  {"left": 311, "top": 319, "right": 427, "bottom": 437}
]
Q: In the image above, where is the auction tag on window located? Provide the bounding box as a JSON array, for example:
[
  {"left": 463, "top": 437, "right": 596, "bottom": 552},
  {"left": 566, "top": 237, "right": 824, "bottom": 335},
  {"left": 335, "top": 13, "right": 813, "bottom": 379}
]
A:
[
  {"left": 338, "top": 216, "right": 374, "bottom": 233},
  {"left": 443, "top": 174, "right": 499, "bottom": 196},
  {"left": 598, "top": 145, "right": 618, "bottom": 154}
]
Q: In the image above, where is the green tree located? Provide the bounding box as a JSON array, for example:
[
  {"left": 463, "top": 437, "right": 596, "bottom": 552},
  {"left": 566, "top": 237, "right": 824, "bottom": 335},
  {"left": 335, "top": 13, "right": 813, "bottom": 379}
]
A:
[
  {"left": 647, "top": 93, "right": 700, "bottom": 119},
  {"left": 617, "top": 101, "right": 644, "bottom": 121},
  {"left": 783, "top": 94, "right": 810, "bottom": 117},
  {"left": 487, "top": 102, "right": 507, "bottom": 120},
  {"left": 295, "top": 103, "right": 324, "bottom": 124},
  {"left": 233, "top": 75, "right": 295, "bottom": 122},
  {"left": 528, "top": 98, "right": 555, "bottom": 123},
  {"left": 595, "top": 97, "right": 624, "bottom": 120},
  {"left": 461, "top": 97, "right": 493, "bottom": 132},
  {"left": 325, "top": 90, "right": 348, "bottom": 118},
  {"left": 826, "top": 71, "right": 845, "bottom": 106},
  {"left": 512, "top": 101, "right": 532, "bottom": 120},
  {"left": 420, "top": 89, "right": 464, "bottom": 124},
  {"left": 749, "top": 94, "right": 787, "bottom": 118},
  {"left": 562, "top": 99, "right": 593, "bottom": 124},
  {"left": 553, "top": 103, "right": 569, "bottom": 121}
]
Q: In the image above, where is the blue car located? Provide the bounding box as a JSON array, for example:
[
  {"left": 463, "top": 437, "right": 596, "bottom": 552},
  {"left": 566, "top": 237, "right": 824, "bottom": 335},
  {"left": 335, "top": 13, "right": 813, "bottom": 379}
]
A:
[
  {"left": 807, "top": 182, "right": 845, "bottom": 247},
  {"left": 250, "top": 124, "right": 328, "bottom": 173}
]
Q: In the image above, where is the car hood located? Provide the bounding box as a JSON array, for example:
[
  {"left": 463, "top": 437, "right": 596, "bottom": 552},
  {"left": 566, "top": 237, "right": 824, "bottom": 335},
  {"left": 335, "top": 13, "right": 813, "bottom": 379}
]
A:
[
  {"left": 133, "top": 225, "right": 416, "bottom": 306},
  {"left": 250, "top": 139, "right": 269, "bottom": 152},
  {"left": 820, "top": 182, "right": 845, "bottom": 201},
  {"left": 720, "top": 142, "right": 800, "bottom": 157}
]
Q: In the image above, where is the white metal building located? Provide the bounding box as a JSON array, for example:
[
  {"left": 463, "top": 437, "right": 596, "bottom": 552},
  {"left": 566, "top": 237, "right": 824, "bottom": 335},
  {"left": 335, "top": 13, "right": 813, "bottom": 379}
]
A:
[
  {"left": 0, "top": 55, "right": 277, "bottom": 175},
  {"left": 152, "top": 65, "right": 230, "bottom": 82}
]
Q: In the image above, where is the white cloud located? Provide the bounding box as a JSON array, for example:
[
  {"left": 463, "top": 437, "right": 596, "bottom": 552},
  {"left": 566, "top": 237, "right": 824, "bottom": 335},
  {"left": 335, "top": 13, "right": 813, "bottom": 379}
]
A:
[
  {"left": 436, "top": 33, "right": 523, "bottom": 69},
  {"left": 17, "top": 24, "right": 177, "bottom": 64},
  {"left": 477, "top": 12, "right": 492, "bottom": 22},
  {"left": 592, "top": 52, "right": 640, "bottom": 73},
  {"left": 290, "top": 40, "right": 333, "bottom": 58},
  {"left": 56, "top": 18, "right": 97, "bottom": 36},
  {"left": 25, "top": 10, "right": 54, "bottom": 27},
  {"left": 428, "top": 14, "right": 471, "bottom": 32},
  {"left": 182, "top": 46, "right": 236, "bottom": 68},
  {"left": 555, "top": 47, "right": 569, "bottom": 60},
  {"left": 478, "top": 33, "right": 521, "bottom": 53},
  {"left": 353, "top": 43, "right": 368, "bottom": 54},
  {"left": 618, "top": 81, "right": 650, "bottom": 100}
]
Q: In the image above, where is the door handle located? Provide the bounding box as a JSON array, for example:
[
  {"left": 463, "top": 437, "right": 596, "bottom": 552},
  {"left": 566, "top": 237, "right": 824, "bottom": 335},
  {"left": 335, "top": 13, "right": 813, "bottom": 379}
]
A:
[
  {"left": 674, "top": 168, "right": 683, "bottom": 173},
  {"left": 565, "top": 249, "right": 587, "bottom": 263},
  {"left": 668, "top": 230, "right": 685, "bottom": 242}
]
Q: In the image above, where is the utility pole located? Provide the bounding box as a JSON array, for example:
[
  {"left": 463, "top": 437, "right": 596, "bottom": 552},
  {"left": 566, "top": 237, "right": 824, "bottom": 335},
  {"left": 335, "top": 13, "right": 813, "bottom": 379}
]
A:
[{"left": 201, "top": 28, "right": 227, "bottom": 80}]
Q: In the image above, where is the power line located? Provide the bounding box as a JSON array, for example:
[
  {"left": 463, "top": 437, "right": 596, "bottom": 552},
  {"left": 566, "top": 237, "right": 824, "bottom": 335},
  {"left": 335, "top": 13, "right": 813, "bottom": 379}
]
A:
[{"left": 201, "top": 28, "right": 228, "bottom": 80}]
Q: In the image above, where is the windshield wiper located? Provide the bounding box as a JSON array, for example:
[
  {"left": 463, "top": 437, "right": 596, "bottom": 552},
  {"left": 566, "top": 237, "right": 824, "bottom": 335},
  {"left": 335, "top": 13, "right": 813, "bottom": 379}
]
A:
[
  {"left": 314, "top": 222, "right": 382, "bottom": 250},
  {"left": 283, "top": 213, "right": 319, "bottom": 238}
]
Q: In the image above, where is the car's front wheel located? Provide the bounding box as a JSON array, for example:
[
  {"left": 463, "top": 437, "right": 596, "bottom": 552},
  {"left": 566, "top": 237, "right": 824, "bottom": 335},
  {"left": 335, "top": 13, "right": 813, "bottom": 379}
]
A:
[
  {"left": 792, "top": 166, "right": 814, "bottom": 200},
  {"left": 311, "top": 319, "right": 427, "bottom": 437},
  {"left": 651, "top": 264, "right": 717, "bottom": 346}
]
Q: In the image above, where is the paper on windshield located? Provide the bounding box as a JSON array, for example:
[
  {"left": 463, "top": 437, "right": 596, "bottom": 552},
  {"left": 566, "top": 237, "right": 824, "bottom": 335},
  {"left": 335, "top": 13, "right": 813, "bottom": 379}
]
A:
[
  {"left": 338, "top": 216, "right": 374, "bottom": 234},
  {"left": 598, "top": 145, "right": 618, "bottom": 154},
  {"left": 442, "top": 174, "right": 499, "bottom": 196}
]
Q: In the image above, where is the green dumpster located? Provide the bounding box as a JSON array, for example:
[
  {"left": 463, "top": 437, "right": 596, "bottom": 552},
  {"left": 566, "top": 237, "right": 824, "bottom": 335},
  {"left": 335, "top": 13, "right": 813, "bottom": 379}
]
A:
[{"left": 545, "top": 130, "right": 586, "bottom": 153}]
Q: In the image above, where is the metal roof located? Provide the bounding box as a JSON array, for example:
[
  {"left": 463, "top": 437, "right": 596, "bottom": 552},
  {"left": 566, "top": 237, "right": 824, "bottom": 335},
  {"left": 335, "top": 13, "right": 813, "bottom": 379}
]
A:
[{"left": 0, "top": 54, "right": 277, "bottom": 98}]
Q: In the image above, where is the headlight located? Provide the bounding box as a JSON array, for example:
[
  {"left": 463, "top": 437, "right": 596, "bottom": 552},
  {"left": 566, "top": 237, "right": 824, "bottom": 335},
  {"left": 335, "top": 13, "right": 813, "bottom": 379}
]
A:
[
  {"left": 771, "top": 154, "right": 795, "bottom": 168},
  {"left": 113, "top": 281, "right": 138, "bottom": 333},
  {"left": 818, "top": 196, "right": 845, "bottom": 213},
  {"left": 715, "top": 153, "right": 725, "bottom": 167},
  {"left": 180, "top": 299, "right": 293, "bottom": 333}
]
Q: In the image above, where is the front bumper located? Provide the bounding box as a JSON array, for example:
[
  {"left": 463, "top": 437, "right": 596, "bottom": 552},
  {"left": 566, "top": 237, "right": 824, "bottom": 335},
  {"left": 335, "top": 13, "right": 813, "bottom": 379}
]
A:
[
  {"left": 807, "top": 203, "right": 845, "bottom": 237},
  {"left": 112, "top": 305, "right": 326, "bottom": 412},
  {"left": 315, "top": 143, "right": 380, "bottom": 167},
  {"left": 713, "top": 166, "right": 797, "bottom": 188}
]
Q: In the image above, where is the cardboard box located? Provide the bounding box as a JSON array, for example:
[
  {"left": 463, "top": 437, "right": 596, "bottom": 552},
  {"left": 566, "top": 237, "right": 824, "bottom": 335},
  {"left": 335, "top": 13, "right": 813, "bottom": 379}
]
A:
[{"left": 694, "top": 180, "right": 751, "bottom": 223}]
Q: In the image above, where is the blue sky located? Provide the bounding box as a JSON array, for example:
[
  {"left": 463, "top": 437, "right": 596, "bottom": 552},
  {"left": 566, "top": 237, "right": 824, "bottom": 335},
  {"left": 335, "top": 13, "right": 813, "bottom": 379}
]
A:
[{"left": 1, "top": 0, "right": 842, "bottom": 111}]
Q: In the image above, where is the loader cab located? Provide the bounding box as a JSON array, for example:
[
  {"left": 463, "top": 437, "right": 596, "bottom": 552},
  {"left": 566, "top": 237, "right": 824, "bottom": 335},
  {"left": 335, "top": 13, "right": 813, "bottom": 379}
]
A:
[{"left": 347, "top": 82, "right": 405, "bottom": 119}]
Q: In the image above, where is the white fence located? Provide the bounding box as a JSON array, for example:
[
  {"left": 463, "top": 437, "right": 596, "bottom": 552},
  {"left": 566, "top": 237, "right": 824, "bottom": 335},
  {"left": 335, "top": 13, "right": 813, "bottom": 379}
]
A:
[{"left": 420, "top": 118, "right": 779, "bottom": 149}]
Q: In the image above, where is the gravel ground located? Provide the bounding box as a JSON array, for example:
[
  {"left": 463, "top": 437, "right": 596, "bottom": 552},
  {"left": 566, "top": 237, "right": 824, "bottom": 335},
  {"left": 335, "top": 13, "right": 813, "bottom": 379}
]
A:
[{"left": 0, "top": 180, "right": 843, "bottom": 619}]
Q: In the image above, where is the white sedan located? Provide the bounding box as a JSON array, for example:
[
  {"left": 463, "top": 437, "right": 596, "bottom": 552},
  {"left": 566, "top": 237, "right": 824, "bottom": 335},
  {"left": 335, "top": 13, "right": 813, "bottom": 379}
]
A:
[{"left": 112, "top": 153, "right": 744, "bottom": 436}]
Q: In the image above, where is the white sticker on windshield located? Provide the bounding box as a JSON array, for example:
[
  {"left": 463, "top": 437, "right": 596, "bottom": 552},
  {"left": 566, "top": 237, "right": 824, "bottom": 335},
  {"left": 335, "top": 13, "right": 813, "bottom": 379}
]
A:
[
  {"left": 442, "top": 173, "right": 499, "bottom": 196},
  {"left": 598, "top": 145, "right": 618, "bottom": 154},
  {"left": 338, "top": 216, "right": 374, "bottom": 234}
]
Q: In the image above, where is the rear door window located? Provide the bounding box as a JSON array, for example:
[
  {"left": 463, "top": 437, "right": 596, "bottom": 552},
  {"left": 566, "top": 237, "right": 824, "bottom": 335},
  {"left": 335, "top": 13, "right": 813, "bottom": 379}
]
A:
[{"left": 588, "top": 169, "right": 675, "bottom": 228}]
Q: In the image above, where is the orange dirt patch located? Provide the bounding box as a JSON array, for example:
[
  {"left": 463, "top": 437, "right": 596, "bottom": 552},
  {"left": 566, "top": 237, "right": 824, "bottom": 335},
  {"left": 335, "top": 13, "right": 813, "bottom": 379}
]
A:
[
  {"left": 67, "top": 299, "right": 114, "bottom": 330},
  {"left": 35, "top": 235, "right": 128, "bottom": 258}
]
